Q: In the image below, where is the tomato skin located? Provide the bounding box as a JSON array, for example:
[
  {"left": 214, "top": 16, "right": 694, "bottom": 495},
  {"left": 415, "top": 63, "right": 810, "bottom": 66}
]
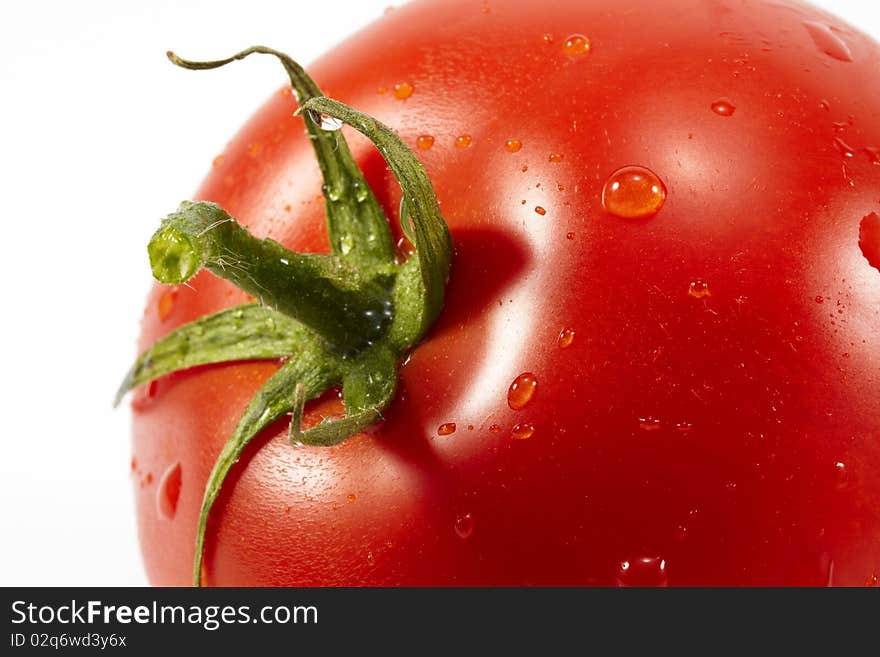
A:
[{"left": 133, "top": 0, "right": 880, "bottom": 585}]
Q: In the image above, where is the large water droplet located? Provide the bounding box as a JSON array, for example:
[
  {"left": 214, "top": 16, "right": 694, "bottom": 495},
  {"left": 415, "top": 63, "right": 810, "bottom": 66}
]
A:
[
  {"left": 616, "top": 556, "right": 669, "bottom": 586},
  {"left": 534, "top": 206, "right": 547, "bottom": 216},
  {"left": 307, "top": 110, "right": 343, "bottom": 131},
  {"left": 688, "top": 279, "right": 712, "bottom": 299},
  {"left": 558, "top": 327, "right": 575, "bottom": 348},
  {"left": 454, "top": 512, "right": 475, "bottom": 539},
  {"left": 506, "top": 139, "right": 522, "bottom": 153},
  {"left": 834, "top": 461, "right": 848, "bottom": 487},
  {"left": 803, "top": 21, "right": 853, "bottom": 62},
  {"left": 157, "top": 286, "right": 178, "bottom": 321},
  {"left": 438, "top": 422, "right": 457, "bottom": 436},
  {"left": 393, "top": 82, "right": 414, "bottom": 99},
  {"left": 563, "top": 33, "right": 592, "bottom": 57},
  {"left": 710, "top": 98, "right": 736, "bottom": 116},
  {"left": 416, "top": 135, "right": 435, "bottom": 150},
  {"left": 455, "top": 134, "right": 473, "bottom": 149},
  {"left": 508, "top": 373, "right": 538, "bottom": 409},
  {"left": 601, "top": 166, "right": 667, "bottom": 219},
  {"left": 638, "top": 417, "right": 661, "bottom": 431},
  {"left": 859, "top": 212, "right": 880, "bottom": 272},
  {"left": 511, "top": 422, "right": 535, "bottom": 440},
  {"left": 156, "top": 462, "right": 182, "bottom": 520}
]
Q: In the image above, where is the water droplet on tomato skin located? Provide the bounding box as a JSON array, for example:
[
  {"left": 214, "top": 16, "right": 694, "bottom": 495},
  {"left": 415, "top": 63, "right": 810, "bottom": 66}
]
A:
[
  {"left": 508, "top": 373, "right": 538, "bottom": 409},
  {"left": 864, "top": 147, "right": 880, "bottom": 165},
  {"left": 454, "top": 512, "right": 475, "bottom": 539},
  {"left": 534, "top": 206, "right": 547, "bottom": 216},
  {"left": 157, "top": 286, "right": 178, "bottom": 321},
  {"left": 565, "top": 232, "right": 574, "bottom": 240},
  {"left": 616, "top": 556, "right": 669, "bottom": 586},
  {"left": 211, "top": 154, "right": 225, "bottom": 169},
  {"left": 710, "top": 98, "right": 736, "bottom": 116},
  {"left": 307, "top": 110, "right": 343, "bottom": 131},
  {"left": 347, "top": 493, "right": 356, "bottom": 504},
  {"left": 803, "top": 21, "right": 853, "bottom": 62},
  {"left": 601, "top": 166, "right": 667, "bottom": 219},
  {"left": 558, "top": 328, "right": 575, "bottom": 348},
  {"left": 548, "top": 153, "right": 563, "bottom": 163},
  {"left": 688, "top": 279, "right": 711, "bottom": 299},
  {"left": 638, "top": 417, "right": 661, "bottom": 431},
  {"left": 511, "top": 422, "right": 535, "bottom": 440},
  {"left": 562, "top": 33, "right": 592, "bottom": 58},
  {"left": 859, "top": 212, "right": 880, "bottom": 273},
  {"left": 489, "top": 424, "right": 501, "bottom": 433},
  {"left": 416, "top": 134, "right": 435, "bottom": 150},
  {"left": 866, "top": 574, "right": 879, "bottom": 587},
  {"left": 392, "top": 81, "right": 414, "bottom": 99},
  {"left": 156, "top": 462, "right": 182, "bottom": 520},
  {"left": 834, "top": 461, "right": 848, "bottom": 487},
  {"left": 506, "top": 139, "right": 522, "bottom": 153},
  {"left": 833, "top": 137, "right": 855, "bottom": 157},
  {"left": 455, "top": 134, "right": 473, "bottom": 149},
  {"left": 815, "top": 295, "right": 825, "bottom": 304},
  {"left": 438, "top": 422, "right": 457, "bottom": 436}
]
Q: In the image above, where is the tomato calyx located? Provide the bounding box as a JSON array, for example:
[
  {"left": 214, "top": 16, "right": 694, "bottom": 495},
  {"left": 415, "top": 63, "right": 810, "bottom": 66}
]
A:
[{"left": 117, "top": 47, "right": 452, "bottom": 586}]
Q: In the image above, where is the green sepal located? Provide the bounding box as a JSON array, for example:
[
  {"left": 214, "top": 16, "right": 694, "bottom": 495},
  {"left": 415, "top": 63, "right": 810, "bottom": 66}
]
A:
[
  {"left": 300, "top": 97, "right": 453, "bottom": 346},
  {"left": 167, "top": 47, "right": 395, "bottom": 269},
  {"left": 289, "top": 345, "right": 398, "bottom": 446},
  {"left": 115, "top": 303, "right": 306, "bottom": 407},
  {"left": 193, "top": 346, "right": 339, "bottom": 586}
]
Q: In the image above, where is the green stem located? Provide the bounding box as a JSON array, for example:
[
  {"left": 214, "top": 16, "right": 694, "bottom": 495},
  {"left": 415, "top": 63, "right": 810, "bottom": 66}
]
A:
[
  {"left": 167, "top": 47, "right": 395, "bottom": 269},
  {"left": 148, "top": 201, "right": 393, "bottom": 352}
]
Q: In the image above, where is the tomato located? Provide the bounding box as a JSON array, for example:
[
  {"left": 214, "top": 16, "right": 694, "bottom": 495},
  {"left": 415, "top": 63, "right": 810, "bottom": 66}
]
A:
[{"left": 131, "top": 0, "right": 880, "bottom": 586}]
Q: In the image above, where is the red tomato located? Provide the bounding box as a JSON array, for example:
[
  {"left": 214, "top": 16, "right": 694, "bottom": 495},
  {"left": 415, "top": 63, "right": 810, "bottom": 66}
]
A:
[{"left": 132, "top": 0, "right": 880, "bottom": 585}]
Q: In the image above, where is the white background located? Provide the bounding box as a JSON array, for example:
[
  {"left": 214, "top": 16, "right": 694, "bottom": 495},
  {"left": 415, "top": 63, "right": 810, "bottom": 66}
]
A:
[{"left": 0, "top": 0, "right": 878, "bottom": 586}]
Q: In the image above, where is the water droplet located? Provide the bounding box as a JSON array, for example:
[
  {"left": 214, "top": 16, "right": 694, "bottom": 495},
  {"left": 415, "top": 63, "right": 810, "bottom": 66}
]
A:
[
  {"left": 393, "top": 81, "right": 414, "bottom": 99},
  {"left": 534, "top": 206, "right": 547, "bottom": 216},
  {"left": 438, "top": 422, "right": 457, "bottom": 436},
  {"left": 803, "top": 21, "right": 853, "bottom": 62},
  {"left": 416, "top": 134, "right": 435, "bottom": 150},
  {"left": 542, "top": 33, "right": 554, "bottom": 44},
  {"left": 601, "top": 166, "right": 667, "bottom": 219},
  {"left": 638, "top": 417, "right": 661, "bottom": 431},
  {"left": 489, "top": 424, "right": 501, "bottom": 433},
  {"left": 819, "top": 99, "right": 831, "bottom": 111},
  {"left": 562, "top": 33, "right": 592, "bottom": 57},
  {"left": 710, "top": 98, "right": 736, "bottom": 116},
  {"left": 307, "top": 110, "right": 343, "bottom": 131},
  {"left": 377, "top": 86, "right": 388, "bottom": 95},
  {"left": 865, "top": 574, "right": 879, "bottom": 587},
  {"left": 212, "top": 154, "right": 225, "bottom": 169},
  {"left": 688, "top": 279, "right": 711, "bottom": 299},
  {"left": 130, "top": 457, "right": 138, "bottom": 473},
  {"left": 454, "top": 512, "right": 475, "bottom": 539},
  {"left": 143, "top": 472, "right": 153, "bottom": 486},
  {"left": 834, "top": 461, "right": 848, "bottom": 486},
  {"left": 864, "top": 147, "right": 880, "bottom": 165},
  {"left": 158, "top": 286, "right": 178, "bottom": 321},
  {"left": 511, "top": 422, "right": 535, "bottom": 440},
  {"left": 455, "top": 134, "right": 473, "bottom": 149},
  {"left": 347, "top": 493, "right": 356, "bottom": 504},
  {"left": 616, "top": 556, "right": 669, "bottom": 586},
  {"left": 508, "top": 373, "right": 538, "bottom": 409},
  {"left": 565, "top": 232, "right": 575, "bottom": 240},
  {"left": 156, "top": 462, "right": 182, "bottom": 520},
  {"left": 675, "top": 421, "right": 693, "bottom": 433},
  {"left": 506, "top": 139, "right": 522, "bottom": 152},
  {"left": 673, "top": 525, "right": 688, "bottom": 542},
  {"left": 558, "top": 327, "right": 575, "bottom": 348},
  {"left": 833, "top": 137, "right": 855, "bottom": 157},
  {"left": 366, "top": 551, "right": 376, "bottom": 566},
  {"left": 548, "top": 153, "right": 563, "bottom": 163},
  {"left": 815, "top": 295, "right": 825, "bottom": 304},
  {"left": 859, "top": 212, "right": 880, "bottom": 272}
]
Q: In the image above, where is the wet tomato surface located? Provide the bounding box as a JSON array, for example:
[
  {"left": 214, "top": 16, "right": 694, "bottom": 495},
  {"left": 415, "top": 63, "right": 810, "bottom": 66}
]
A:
[{"left": 132, "top": 0, "right": 880, "bottom": 585}]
